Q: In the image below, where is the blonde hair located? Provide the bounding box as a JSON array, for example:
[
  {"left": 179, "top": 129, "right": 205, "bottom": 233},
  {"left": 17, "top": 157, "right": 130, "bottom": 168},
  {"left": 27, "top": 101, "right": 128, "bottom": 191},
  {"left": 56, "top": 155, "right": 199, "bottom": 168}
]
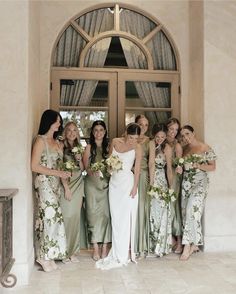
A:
[{"left": 63, "top": 121, "right": 80, "bottom": 148}]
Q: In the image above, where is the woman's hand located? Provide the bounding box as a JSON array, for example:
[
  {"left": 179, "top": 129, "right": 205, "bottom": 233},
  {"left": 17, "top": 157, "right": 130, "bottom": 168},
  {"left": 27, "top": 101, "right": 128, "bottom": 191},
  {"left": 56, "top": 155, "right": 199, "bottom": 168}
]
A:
[
  {"left": 130, "top": 186, "right": 137, "bottom": 198},
  {"left": 57, "top": 170, "right": 71, "bottom": 179},
  {"left": 64, "top": 188, "right": 72, "bottom": 201}
]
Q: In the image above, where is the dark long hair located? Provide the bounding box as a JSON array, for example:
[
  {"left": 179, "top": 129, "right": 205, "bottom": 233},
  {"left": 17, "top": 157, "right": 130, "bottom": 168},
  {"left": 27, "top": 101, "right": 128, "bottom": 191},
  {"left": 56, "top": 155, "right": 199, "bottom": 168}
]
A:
[
  {"left": 152, "top": 123, "right": 168, "bottom": 152},
  {"left": 38, "top": 109, "right": 63, "bottom": 139},
  {"left": 89, "top": 120, "right": 109, "bottom": 163}
]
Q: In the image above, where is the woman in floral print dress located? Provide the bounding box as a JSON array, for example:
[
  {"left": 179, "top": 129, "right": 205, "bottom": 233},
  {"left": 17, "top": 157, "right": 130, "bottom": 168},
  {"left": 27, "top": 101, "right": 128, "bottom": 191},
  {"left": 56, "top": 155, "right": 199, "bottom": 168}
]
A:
[
  {"left": 31, "top": 109, "right": 71, "bottom": 272},
  {"left": 148, "top": 123, "right": 173, "bottom": 256},
  {"left": 180, "top": 125, "right": 216, "bottom": 260}
]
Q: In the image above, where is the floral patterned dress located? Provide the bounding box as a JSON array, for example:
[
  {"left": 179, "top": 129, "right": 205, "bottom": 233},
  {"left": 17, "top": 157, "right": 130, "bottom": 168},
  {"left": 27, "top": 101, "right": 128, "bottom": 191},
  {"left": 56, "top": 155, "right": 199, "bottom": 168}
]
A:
[
  {"left": 149, "top": 150, "right": 172, "bottom": 256},
  {"left": 34, "top": 136, "right": 67, "bottom": 260},
  {"left": 181, "top": 149, "right": 216, "bottom": 246}
]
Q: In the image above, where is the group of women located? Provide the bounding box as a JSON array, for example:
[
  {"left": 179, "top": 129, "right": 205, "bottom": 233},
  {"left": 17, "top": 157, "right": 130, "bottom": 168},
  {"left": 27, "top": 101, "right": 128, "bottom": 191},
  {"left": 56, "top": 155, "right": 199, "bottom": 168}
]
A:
[{"left": 31, "top": 109, "right": 216, "bottom": 272}]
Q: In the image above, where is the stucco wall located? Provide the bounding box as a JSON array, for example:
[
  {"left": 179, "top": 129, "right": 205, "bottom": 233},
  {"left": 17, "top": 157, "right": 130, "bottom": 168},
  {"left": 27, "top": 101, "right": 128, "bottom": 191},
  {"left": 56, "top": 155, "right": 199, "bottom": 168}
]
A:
[
  {"left": 204, "top": 0, "right": 236, "bottom": 251},
  {"left": 0, "top": 0, "right": 234, "bottom": 286}
]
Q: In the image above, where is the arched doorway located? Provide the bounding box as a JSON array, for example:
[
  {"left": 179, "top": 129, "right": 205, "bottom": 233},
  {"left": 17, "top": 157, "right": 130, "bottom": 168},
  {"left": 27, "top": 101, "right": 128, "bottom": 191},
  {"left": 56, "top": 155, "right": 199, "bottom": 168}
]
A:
[{"left": 51, "top": 3, "right": 180, "bottom": 141}]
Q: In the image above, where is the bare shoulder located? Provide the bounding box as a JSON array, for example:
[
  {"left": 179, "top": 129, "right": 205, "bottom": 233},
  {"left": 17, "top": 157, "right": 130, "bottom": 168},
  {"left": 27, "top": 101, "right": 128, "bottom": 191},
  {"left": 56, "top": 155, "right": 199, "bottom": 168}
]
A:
[{"left": 33, "top": 136, "right": 44, "bottom": 148}]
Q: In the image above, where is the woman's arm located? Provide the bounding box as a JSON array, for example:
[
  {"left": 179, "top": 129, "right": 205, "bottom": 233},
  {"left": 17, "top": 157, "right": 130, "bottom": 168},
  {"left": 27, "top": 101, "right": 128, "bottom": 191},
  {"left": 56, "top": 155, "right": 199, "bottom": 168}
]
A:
[
  {"left": 130, "top": 144, "right": 142, "bottom": 198},
  {"left": 193, "top": 160, "right": 216, "bottom": 172},
  {"left": 83, "top": 144, "right": 95, "bottom": 176},
  {"left": 165, "top": 144, "right": 173, "bottom": 188},
  {"left": 109, "top": 138, "right": 116, "bottom": 156},
  {"left": 175, "top": 142, "right": 183, "bottom": 158},
  {"left": 31, "top": 137, "right": 70, "bottom": 179},
  {"left": 148, "top": 140, "right": 156, "bottom": 186}
]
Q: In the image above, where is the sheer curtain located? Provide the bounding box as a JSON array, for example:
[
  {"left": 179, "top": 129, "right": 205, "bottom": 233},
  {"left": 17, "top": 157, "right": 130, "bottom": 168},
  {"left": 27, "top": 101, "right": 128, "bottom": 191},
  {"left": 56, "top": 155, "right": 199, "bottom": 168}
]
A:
[
  {"left": 54, "top": 9, "right": 112, "bottom": 106},
  {"left": 120, "top": 9, "right": 176, "bottom": 123}
]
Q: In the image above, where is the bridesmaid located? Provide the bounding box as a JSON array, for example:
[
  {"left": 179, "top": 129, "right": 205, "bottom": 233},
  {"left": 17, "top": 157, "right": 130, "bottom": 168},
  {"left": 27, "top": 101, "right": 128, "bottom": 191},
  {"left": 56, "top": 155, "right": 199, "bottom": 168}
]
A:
[
  {"left": 134, "top": 115, "right": 150, "bottom": 257},
  {"left": 60, "top": 122, "right": 85, "bottom": 263},
  {"left": 180, "top": 125, "right": 216, "bottom": 260},
  {"left": 148, "top": 123, "right": 173, "bottom": 256},
  {"left": 83, "top": 120, "right": 111, "bottom": 261},
  {"left": 166, "top": 118, "right": 183, "bottom": 253},
  {"left": 31, "top": 109, "right": 70, "bottom": 272}
]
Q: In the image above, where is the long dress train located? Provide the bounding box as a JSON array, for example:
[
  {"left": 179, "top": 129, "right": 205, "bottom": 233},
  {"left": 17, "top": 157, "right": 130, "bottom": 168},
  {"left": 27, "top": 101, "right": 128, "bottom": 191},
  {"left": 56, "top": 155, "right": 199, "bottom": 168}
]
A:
[{"left": 96, "top": 148, "right": 138, "bottom": 269}]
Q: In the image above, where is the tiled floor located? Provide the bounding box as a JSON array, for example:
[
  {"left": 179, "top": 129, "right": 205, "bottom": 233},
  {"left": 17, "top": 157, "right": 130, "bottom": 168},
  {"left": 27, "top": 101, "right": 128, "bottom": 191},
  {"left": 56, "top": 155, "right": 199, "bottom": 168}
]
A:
[{"left": 2, "top": 250, "right": 236, "bottom": 294}]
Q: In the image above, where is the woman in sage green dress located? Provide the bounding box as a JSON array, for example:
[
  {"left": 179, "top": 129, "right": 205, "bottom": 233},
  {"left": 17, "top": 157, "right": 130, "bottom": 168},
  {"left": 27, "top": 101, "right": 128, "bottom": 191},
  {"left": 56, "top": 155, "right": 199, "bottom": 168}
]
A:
[
  {"left": 60, "top": 121, "right": 85, "bottom": 263},
  {"left": 134, "top": 115, "right": 150, "bottom": 256},
  {"left": 180, "top": 125, "right": 216, "bottom": 260},
  {"left": 83, "top": 120, "right": 111, "bottom": 261},
  {"left": 31, "top": 110, "right": 70, "bottom": 272},
  {"left": 149, "top": 124, "right": 173, "bottom": 256},
  {"left": 166, "top": 118, "right": 183, "bottom": 254}
]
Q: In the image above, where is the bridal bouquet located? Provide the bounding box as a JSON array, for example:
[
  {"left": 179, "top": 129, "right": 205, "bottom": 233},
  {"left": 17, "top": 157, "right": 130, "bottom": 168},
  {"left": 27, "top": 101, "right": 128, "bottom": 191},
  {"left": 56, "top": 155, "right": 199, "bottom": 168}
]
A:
[
  {"left": 173, "top": 157, "right": 185, "bottom": 167},
  {"left": 71, "top": 144, "right": 84, "bottom": 155},
  {"left": 184, "top": 154, "right": 205, "bottom": 171},
  {"left": 148, "top": 185, "right": 176, "bottom": 206},
  {"left": 57, "top": 159, "right": 77, "bottom": 177},
  {"left": 105, "top": 155, "right": 123, "bottom": 173},
  {"left": 90, "top": 160, "right": 106, "bottom": 179}
]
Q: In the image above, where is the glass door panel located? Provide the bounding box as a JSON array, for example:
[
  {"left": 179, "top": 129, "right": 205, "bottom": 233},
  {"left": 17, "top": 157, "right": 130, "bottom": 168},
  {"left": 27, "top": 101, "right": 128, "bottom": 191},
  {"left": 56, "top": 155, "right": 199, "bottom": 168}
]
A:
[
  {"left": 51, "top": 70, "right": 117, "bottom": 140},
  {"left": 118, "top": 71, "right": 179, "bottom": 136}
]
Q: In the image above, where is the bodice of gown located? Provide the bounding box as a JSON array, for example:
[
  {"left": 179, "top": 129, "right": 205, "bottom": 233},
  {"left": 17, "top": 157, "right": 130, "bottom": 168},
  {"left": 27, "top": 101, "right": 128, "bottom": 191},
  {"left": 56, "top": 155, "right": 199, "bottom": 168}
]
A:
[
  {"left": 112, "top": 148, "right": 135, "bottom": 174},
  {"left": 39, "top": 138, "right": 62, "bottom": 169},
  {"left": 154, "top": 151, "right": 167, "bottom": 189},
  {"left": 89, "top": 147, "right": 104, "bottom": 164}
]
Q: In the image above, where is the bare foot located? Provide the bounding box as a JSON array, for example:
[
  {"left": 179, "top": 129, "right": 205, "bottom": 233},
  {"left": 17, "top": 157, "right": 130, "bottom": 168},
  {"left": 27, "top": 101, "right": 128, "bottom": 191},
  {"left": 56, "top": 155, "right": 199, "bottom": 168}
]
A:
[
  {"left": 180, "top": 245, "right": 191, "bottom": 261},
  {"left": 101, "top": 244, "right": 108, "bottom": 259}
]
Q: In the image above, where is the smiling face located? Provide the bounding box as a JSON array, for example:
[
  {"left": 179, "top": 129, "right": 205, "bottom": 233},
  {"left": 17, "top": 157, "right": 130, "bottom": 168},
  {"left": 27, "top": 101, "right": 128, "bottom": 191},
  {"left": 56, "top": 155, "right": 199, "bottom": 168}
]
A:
[
  {"left": 180, "top": 128, "right": 195, "bottom": 145},
  {"left": 137, "top": 117, "right": 149, "bottom": 136},
  {"left": 65, "top": 123, "right": 79, "bottom": 143},
  {"left": 154, "top": 131, "right": 167, "bottom": 145},
  {"left": 167, "top": 122, "right": 179, "bottom": 139},
  {"left": 93, "top": 124, "right": 106, "bottom": 141}
]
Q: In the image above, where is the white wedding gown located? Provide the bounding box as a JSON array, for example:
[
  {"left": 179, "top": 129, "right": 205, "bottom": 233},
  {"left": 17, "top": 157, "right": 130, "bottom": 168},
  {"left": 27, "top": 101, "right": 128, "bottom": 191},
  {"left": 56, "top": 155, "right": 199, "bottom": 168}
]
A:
[{"left": 96, "top": 148, "right": 138, "bottom": 270}]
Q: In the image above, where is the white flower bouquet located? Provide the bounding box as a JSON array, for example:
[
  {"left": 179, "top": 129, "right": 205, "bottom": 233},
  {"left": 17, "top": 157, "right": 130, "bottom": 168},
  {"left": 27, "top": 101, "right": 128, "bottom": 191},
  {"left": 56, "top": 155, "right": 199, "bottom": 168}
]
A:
[
  {"left": 105, "top": 155, "right": 123, "bottom": 173},
  {"left": 71, "top": 144, "right": 84, "bottom": 155},
  {"left": 184, "top": 154, "right": 205, "bottom": 171},
  {"left": 90, "top": 160, "right": 106, "bottom": 179},
  {"left": 57, "top": 159, "right": 76, "bottom": 175},
  {"left": 148, "top": 185, "right": 176, "bottom": 206},
  {"left": 173, "top": 157, "right": 185, "bottom": 167}
]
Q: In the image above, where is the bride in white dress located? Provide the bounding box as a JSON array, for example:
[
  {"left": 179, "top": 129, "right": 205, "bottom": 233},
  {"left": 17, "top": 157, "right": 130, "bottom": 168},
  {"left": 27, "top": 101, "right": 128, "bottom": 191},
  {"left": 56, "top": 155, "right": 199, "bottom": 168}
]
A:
[{"left": 96, "top": 123, "right": 142, "bottom": 270}]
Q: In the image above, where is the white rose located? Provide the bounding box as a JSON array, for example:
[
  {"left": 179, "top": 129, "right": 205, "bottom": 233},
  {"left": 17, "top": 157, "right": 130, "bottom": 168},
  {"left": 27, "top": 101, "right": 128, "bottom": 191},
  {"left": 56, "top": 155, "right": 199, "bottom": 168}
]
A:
[
  {"left": 72, "top": 147, "right": 78, "bottom": 153},
  {"left": 179, "top": 158, "right": 184, "bottom": 164},
  {"left": 45, "top": 206, "right": 55, "bottom": 219},
  {"left": 171, "top": 196, "right": 176, "bottom": 202}
]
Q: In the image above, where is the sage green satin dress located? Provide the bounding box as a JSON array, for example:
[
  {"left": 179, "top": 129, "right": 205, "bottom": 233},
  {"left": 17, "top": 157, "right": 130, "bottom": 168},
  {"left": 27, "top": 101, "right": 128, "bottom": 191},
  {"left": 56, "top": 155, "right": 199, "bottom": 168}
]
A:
[
  {"left": 170, "top": 141, "right": 182, "bottom": 237},
  {"left": 135, "top": 139, "right": 150, "bottom": 254},
  {"left": 84, "top": 147, "right": 111, "bottom": 244},
  {"left": 60, "top": 148, "right": 85, "bottom": 257}
]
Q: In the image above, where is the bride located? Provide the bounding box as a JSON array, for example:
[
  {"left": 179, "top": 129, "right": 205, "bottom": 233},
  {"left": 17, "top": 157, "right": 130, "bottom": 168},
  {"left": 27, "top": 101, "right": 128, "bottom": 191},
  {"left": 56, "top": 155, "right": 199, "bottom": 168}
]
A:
[{"left": 96, "top": 123, "right": 142, "bottom": 269}]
